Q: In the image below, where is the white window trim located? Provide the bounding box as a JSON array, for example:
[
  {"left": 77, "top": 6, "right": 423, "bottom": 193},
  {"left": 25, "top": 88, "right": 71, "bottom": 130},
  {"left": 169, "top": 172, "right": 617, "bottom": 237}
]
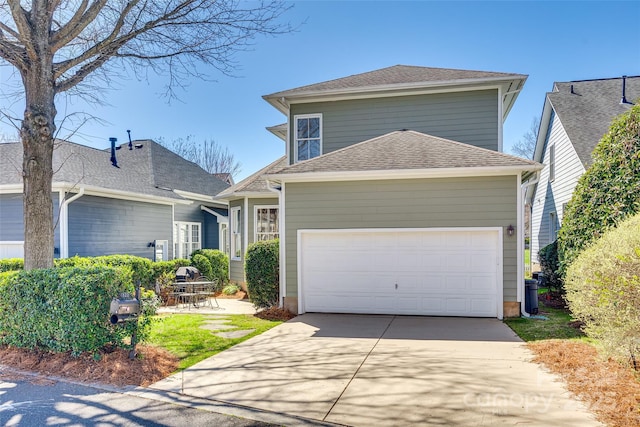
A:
[
  {"left": 230, "top": 206, "right": 242, "bottom": 261},
  {"left": 254, "top": 205, "right": 280, "bottom": 242},
  {"left": 549, "top": 143, "right": 556, "bottom": 182},
  {"left": 173, "top": 221, "right": 201, "bottom": 259},
  {"left": 293, "top": 113, "right": 322, "bottom": 163}
]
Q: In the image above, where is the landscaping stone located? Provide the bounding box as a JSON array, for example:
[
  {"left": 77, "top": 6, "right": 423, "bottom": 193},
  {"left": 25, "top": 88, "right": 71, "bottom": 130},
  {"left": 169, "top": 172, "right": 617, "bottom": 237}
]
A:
[{"left": 214, "top": 329, "right": 255, "bottom": 339}]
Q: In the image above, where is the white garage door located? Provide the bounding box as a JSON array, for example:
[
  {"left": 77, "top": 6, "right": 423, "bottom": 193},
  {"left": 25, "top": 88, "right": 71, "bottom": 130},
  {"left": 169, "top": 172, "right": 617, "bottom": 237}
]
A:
[{"left": 299, "top": 228, "right": 501, "bottom": 317}]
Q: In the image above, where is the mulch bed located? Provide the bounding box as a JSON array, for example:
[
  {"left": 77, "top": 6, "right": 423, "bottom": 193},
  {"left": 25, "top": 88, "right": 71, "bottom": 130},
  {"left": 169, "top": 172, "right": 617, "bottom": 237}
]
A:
[
  {"left": 538, "top": 290, "right": 568, "bottom": 309},
  {"left": 0, "top": 344, "right": 178, "bottom": 387},
  {"left": 528, "top": 340, "right": 640, "bottom": 427},
  {"left": 255, "top": 307, "right": 297, "bottom": 321}
]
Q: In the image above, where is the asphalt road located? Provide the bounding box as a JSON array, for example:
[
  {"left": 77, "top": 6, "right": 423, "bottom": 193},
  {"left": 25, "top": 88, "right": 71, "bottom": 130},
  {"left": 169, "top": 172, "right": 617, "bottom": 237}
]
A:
[{"left": 0, "top": 371, "right": 277, "bottom": 427}]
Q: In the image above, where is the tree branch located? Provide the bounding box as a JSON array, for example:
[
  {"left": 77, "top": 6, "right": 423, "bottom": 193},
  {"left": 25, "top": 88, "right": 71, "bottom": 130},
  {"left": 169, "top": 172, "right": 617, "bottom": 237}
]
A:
[{"left": 6, "top": 0, "right": 34, "bottom": 60}]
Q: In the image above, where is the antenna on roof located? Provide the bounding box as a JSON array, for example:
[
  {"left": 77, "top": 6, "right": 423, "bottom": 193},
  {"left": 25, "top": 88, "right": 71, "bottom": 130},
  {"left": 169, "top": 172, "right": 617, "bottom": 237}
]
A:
[
  {"left": 127, "top": 129, "right": 133, "bottom": 150},
  {"left": 621, "top": 76, "right": 631, "bottom": 105},
  {"left": 109, "top": 137, "right": 119, "bottom": 168}
]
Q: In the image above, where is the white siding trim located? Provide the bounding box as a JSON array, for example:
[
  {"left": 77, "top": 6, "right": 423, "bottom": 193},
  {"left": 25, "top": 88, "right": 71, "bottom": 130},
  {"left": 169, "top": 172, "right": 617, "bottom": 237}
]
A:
[
  {"left": 517, "top": 173, "right": 523, "bottom": 309},
  {"left": 498, "top": 86, "right": 504, "bottom": 152},
  {"left": 243, "top": 197, "right": 249, "bottom": 259},
  {"left": 280, "top": 183, "right": 286, "bottom": 308}
]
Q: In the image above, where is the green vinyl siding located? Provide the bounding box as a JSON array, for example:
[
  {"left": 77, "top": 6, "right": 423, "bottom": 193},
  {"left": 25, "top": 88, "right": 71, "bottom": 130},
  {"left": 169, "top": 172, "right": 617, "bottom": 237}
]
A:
[
  {"left": 289, "top": 89, "right": 499, "bottom": 163},
  {"left": 284, "top": 176, "right": 518, "bottom": 301},
  {"left": 228, "top": 196, "right": 278, "bottom": 283}
]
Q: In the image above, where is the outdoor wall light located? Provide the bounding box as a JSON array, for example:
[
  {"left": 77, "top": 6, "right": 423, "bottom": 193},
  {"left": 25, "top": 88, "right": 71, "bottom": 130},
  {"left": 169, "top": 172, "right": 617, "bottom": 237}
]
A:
[{"left": 507, "top": 225, "right": 515, "bottom": 236}]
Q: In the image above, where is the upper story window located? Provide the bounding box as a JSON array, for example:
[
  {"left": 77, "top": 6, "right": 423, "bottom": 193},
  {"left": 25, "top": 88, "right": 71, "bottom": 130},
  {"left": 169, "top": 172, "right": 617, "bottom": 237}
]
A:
[
  {"left": 549, "top": 144, "right": 556, "bottom": 182},
  {"left": 294, "top": 114, "right": 322, "bottom": 162}
]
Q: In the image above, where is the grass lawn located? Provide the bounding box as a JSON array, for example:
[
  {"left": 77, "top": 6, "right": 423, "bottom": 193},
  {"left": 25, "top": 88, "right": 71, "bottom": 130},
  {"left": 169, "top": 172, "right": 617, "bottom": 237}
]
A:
[
  {"left": 524, "top": 248, "right": 530, "bottom": 266},
  {"left": 147, "top": 314, "right": 283, "bottom": 370},
  {"left": 504, "top": 303, "right": 585, "bottom": 341}
]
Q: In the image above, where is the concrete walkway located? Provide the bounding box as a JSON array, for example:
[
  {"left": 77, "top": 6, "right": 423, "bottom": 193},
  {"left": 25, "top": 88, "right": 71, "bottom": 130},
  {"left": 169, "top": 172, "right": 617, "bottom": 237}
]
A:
[
  {"left": 150, "top": 314, "right": 602, "bottom": 426},
  {"left": 157, "top": 297, "right": 258, "bottom": 315}
]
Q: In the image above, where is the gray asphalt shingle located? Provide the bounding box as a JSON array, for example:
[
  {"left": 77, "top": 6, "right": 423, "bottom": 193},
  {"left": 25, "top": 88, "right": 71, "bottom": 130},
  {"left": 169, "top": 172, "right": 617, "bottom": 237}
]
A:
[{"left": 217, "top": 156, "right": 287, "bottom": 197}]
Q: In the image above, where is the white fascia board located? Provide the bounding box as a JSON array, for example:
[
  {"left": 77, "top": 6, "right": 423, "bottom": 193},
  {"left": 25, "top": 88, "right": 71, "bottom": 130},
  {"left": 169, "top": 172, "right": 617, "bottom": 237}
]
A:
[
  {"left": 173, "top": 189, "right": 223, "bottom": 204},
  {"left": 265, "top": 165, "right": 543, "bottom": 184},
  {"left": 265, "top": 78, "right": 525, "bottom": 115},
  {"left": 215, "top": 191, "right": 278, "bottom": 202},
  {"left": 51, "top": 182, "right": 190, "bottom": 205},
  {"left": 533, "top": 97, "right": 554, "bottom": 163},
  {"left": 0, "top": 184, "right": 23, "bottom": 193},
  {"left": 201, "top": 205, "right": 228, "bottom": 223}
]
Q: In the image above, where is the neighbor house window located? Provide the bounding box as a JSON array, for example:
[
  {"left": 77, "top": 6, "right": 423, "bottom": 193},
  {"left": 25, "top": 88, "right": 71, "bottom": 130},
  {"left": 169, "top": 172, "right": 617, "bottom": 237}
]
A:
[
  {"left": 549, "top": 212, "right": 558, "bottom": 242},
  {"left": 294, "top": 114, "right": 322, "bottom": 162},
  {"left": 255, "top": 206, "right": 279, "bottom": 241},
  {"left": 230, "top": 207, "right": 242, "bottom": 260},
  {"left": 173, "top": 222, "right": 201, "bottom": 259},
  {"left": 549, "top": 144, "right": 556, "bottom": 182}
]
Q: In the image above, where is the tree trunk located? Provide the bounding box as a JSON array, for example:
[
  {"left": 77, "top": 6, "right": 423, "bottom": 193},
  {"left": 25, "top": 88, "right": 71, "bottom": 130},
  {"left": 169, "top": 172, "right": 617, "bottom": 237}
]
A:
[{"left": 20, "top": 15, "right": 57, "bottom": 270}]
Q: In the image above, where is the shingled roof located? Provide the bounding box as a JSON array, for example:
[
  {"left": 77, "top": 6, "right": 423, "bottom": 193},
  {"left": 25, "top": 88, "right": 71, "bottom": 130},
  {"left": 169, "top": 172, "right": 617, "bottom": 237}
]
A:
[
  {"left": 217, "top": 155, "right": 287, "bottom": 198},
  {"left": 269, "top": 130, "right": 540, "bottom": 176},
  {"left": 263, "top": 65, "right": 527, "bottom": 117},
  {"left": 545, "top": 76, "right": 640, "bottom": 166},
  {"left": 0, "top": 139, "right": 229, "bottom": 200}
]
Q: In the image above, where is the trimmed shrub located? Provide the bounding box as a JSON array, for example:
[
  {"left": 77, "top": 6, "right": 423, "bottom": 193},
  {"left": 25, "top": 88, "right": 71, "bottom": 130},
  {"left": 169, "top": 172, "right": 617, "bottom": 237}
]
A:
[
  {"left": 0, "top": 258, "right": 23, "bottom": 272},
  {"left": 222, "top": 283, "right": 241, "bottom": 295},
  {"left": 150, "top": 258, "right": 191, "bottom": 282},
  {"left": 0, "top": 266, "right": 143, "bottom": 355},
  {"left": 54, "top": 254, "right": 153, "bottom": 286},
  {"left": 190, "top": 249, "right": 229, "bottom": 285},
  {"left": 191, "top": 254, "right": 213, "bottom": 280},
  {"left": 565, "top": 213, "right": 640, "bottom": 365},
  {"left": 558, "top": 104, "right": 640, "bottom": 274},
  {"left": 538, "top": 240, "right": 563, "bottom": 292},
  {"left": 245, "top": 239, "right": 279, "bottom": 309}
]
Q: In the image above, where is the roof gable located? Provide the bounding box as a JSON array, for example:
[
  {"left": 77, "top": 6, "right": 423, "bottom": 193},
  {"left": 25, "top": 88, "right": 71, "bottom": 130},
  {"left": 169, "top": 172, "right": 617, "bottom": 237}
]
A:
[
  {"left": 216, "top": 155, "right": 287, "bottom": 198},
  {"left": 541, "top": 76, "right": 640, "bottom": 166},
  {"left": 271, "top": 130, "right": 539, "bottom": 176}
]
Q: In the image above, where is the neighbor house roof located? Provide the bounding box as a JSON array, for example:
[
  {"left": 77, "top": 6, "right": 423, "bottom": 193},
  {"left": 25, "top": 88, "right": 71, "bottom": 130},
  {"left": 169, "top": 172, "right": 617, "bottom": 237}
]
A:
[
  {"left": 266, "top": 130, "right": 540, "bottom": 180},
  {"left": 0, "top": 139, "right": 229, "bottom": 202},
  {"left": 539, "top": 76, "right": 640, "bottom": 167},
  {"left": 263, "top": 65, "right": 527, "bottom": 118},
  {"left": 216, "top": 155, "right": 287, "bottom": 199}
]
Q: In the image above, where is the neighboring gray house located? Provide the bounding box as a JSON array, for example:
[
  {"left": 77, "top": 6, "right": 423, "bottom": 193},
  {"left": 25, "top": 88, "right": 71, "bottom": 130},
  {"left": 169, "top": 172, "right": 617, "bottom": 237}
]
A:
[
  {"left": 0, "top": 139, "right": 229, "bottom": 260},
  {"left": 228, "top": 65, "right": 541, "bottom": 318},
  {"left": 527, "top": 76, "right": 640, "bottom": 263}
]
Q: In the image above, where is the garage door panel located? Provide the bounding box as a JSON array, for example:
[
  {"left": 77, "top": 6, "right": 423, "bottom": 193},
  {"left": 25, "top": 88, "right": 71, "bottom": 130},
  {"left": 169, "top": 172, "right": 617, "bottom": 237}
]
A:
[{"left": 300, "top": 229, "right": 500, "bottom": 317}]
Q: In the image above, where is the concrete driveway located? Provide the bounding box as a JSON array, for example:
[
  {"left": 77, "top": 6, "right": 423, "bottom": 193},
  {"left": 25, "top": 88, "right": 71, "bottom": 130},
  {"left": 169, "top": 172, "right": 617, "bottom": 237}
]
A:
[{"left": 150, "top": 314, "right": 601, "bottom": 426}]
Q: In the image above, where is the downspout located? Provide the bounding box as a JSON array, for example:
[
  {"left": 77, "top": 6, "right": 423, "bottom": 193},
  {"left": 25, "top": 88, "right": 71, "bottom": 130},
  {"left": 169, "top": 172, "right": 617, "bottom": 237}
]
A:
[
  {"left": 60, "top": 188, "right": 85, "bottom": 258},
  {"left": 266, "top": 179, "right": 285, "bottom": 308},
  {"left": 520, "top": 172, "right": 540, "bottom": 317}
]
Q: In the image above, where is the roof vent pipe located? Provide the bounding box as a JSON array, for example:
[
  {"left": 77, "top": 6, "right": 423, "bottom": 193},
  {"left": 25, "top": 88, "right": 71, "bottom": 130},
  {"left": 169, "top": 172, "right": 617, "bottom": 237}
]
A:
[
  {"left": 109, "top": 137, "right": 119, "bottom": 168},
  {"left": 570, "top": 84, "right": 575, "bottom": 94},
  {"left": 621, "top": 76, "right": 630, "bottom": 104}
]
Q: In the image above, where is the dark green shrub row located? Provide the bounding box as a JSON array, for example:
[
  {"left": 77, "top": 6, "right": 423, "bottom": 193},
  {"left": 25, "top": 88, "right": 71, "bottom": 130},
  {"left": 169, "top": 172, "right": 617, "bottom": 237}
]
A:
[
  {"left": 245, "top": 239, "right": 279, "bottom": 309},
  {"left": 538, "top": 241, "right": 563, "bottom": 293},
  {"left": 0, "top": 266, "right": 158, "bottom": 355},
  {"left": 558, "top": 104, "right": 640, "bottom": 275},
  {"left": 0, "top": 258, "right": 23, "bottom": 272},
  {"left": 565, "top": 213, "right": 640, "bottom": 365},
  {"left": 150, "top": 258, "right": 191, "bottom": 281},
  {"left": 190, "top": 249, "right": 229, "bottom": 286},
  {"left": 54, "top": 255, "right": 153, "bottom": 286}
]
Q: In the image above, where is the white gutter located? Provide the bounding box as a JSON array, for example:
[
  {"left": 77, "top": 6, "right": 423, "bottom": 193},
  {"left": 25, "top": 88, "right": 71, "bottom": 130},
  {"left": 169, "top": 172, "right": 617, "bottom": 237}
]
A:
[
  {"left": 59, "top": 188, "right": 85, "bottom": 258},
  {"left": 519, "top": 173, "right": 541, "bottom": 318},
  {"left": 266, "top": 179, "right": 285, "bottom": 308}
]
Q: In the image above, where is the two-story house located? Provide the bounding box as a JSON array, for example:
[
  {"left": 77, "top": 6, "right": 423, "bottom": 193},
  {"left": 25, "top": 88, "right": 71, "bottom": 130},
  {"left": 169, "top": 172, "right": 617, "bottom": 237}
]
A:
[
  {"left": 221, "top": 65, "right": 541, "bottom": 319},
  {"left": 528, "top": 76, "right": 640, "bottom": 265}
]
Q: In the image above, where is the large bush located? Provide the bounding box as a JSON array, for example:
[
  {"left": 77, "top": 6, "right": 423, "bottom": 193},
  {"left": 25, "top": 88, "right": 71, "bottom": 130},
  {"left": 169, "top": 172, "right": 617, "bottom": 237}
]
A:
[
  {"left": 558, "top": 104, "right": 640, "bottom": 274},
  {"left": 538, "top": 240, "right": 563, "bottom": 292},
  {"left": 149, "top": 258, "right": 191, "bottom": 282},
  {"left": 54, "top": 254, "right": 153, "bottom": 286},
  {"left": 0, "top": 266, "right": 156, "bottom": 355},
  {"left": 191, "top": 254, "right": 213, "bottom": 280},
  {"left": 190, "top": 249, "right": 229, "bottom": 285},
  {"left": 245, "top": 239, "right": 279, "bottom": 309},
  {"left": 0, "top": 258, "right": 23, "bottom": 272},
  {"left": 565, "top": 213, "right": 640, "bottom": 365}
]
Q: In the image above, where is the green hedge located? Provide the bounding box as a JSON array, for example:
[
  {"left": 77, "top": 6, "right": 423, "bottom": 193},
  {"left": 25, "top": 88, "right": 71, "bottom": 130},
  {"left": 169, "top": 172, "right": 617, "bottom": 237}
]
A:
[
  {"left": 190, "top": 249, "right": 229, "bottom": 285},
  {"left": 558, "top": 104, "right": 640, "bottom": 275},
  {"left": 565, "top": 213, "right": 640, "bottom": 364},
  {"left": 538, "top": 240, "right": 563, "bottom": 292},
  {"left": 245, "top": 239, "right": 279, "bottom": 309},
  {"left": 150, "top": 258, "right": 191, "bottom": 281},
  {"left": 0, "top": 266, "right": 146, "bottom": 355},
  {"left": 54, "top": 255, "right": 153, "bottom": 286},
  {"left": 0, "top": 258, "right": 23, "bottom": 272}
]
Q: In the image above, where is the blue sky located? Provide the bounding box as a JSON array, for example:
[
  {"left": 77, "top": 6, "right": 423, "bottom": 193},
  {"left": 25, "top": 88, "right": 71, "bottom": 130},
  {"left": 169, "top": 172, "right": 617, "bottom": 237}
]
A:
[{"left": 1, "top": 1, "right": 639, "bottom": 181}]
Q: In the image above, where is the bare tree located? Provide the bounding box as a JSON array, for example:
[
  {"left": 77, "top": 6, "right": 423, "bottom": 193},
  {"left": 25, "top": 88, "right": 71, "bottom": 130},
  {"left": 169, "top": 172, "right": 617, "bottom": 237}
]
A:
[
  {"left": 0, "top": 0, "right": 290, "bottom": 269},
  {"left": 511, "top": 116, "right": 540, "bottom": 160},
  {"left": 159, "top": 135, "right": 241, "bottom": 178}
]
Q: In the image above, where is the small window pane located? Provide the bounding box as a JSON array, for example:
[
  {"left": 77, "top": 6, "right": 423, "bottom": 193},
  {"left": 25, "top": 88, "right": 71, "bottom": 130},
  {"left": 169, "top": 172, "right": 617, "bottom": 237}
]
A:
[
  {"left": 308, "top": 117, "right": 320, "bottom": 138},
  {"left": 298, "top": 140, "right": 309, "bottom": 161},
  {"left": 309, "top": 140, "right": 320, "bottom": 158},
  {"left": 297, "top": 118, "right": 309, "bottom": 138}
]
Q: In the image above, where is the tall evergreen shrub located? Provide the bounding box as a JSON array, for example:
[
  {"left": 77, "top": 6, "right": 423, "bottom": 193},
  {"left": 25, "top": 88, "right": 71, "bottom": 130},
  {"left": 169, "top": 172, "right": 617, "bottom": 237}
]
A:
[{"left": 245, "top": 239, "right": 279, "bottom": 308}]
